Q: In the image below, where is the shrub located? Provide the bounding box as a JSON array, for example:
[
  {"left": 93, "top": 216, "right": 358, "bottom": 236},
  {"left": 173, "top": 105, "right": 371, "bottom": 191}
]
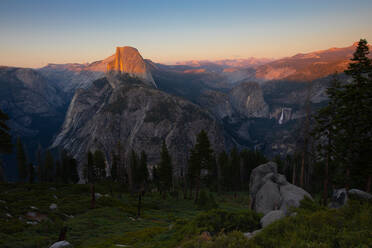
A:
[
  {"left": 196, "top": 190, "right": 218, "bottom": 210},
  {"left": 184, "top": 209, "right": 261, "bottom": 236}
]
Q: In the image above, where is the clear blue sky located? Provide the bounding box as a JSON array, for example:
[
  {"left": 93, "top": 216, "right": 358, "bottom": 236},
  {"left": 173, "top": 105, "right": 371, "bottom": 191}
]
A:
[{"left": 0, "top": 0, "right": 371, "bottom": 68}]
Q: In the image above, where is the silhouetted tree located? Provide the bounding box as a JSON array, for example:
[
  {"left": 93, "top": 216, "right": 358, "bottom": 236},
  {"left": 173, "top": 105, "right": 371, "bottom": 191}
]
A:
[
  {"left": 158, "top": 141, "right": 173, "bottom": 197},
  {"left": 188, "top": 130, "right": 214, "bottom": 202},
  {"left": 28, "top": 163, "right": 35, "bottom": 184},
  {"left": 0, "top": 109, "right": 12, "bottom": 181},
  {"left": 44, "top": 150, "right": 54, "bottom": 182},
  {"left": 93, "top": 150, "right": 106, "bottom": 181},
  {"left": 16, "top": 138, "right": 27, "bottom": 182}
]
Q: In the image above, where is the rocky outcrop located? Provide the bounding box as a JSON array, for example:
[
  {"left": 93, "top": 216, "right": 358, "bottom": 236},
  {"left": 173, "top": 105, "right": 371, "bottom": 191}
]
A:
[
  {"left": 249, "top": 162, "right": 312, "bottom": 214},
  {"left": 260, "top": 210, "right": 285, "bottom": 228},
  {"left": 49, "top": 241, "right": 72, "bottom": 248},
  {"left": 52, "top": 75, "right": 227, "bottom": 177},
  {"left": 329, "top": 188, "right": 372, "bottom": 208},
  {"left": 229, "top": 82, "right": 269, "bottom": 118},
  {"left": 107, "top": 46, "right": 156, "bottom": 88},
  {"left": 348, "top": 189, "right": 372, "bottom": 200},
  {"left": 0, "top": 67, "right": 67, "bottom": 138}
]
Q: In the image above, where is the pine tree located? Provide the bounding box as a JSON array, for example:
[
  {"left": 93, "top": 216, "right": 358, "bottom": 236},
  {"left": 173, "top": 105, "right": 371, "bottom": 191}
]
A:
[
  {"left": 0, "top": 109, "right": 12, "bottom": 155},
  {"left": 129, "top": 149, "right": 139, "bottom": 192},
  {"left": 158, "top": 141, "right": 173, "bottom": 196},
  {"left": 139, "top": 151, "right": 149, "bottom": 188},
  {"left": 55, "top": 160, "right": 62, "bottom": 183},
  {"left": 230, "top": 146, "right": 240, "bottom": 191},
  {"left": 0, "top": 108, "right": 12, "bottom": 181},
  {"left": 313, "top": 39, "right": 372, "bottom": 192},
  {"left": 36, "top": 144, "right": 44, "bottom": 182},
  {"left": 93, "top": 150, "right": 106, "bottom": 181},
  {"left": 69, "top": 158, "right": 79, "bottom": 183},
  {"left": 217, "top": 151, "right": 229, "bottom": 191},
  {"left": 28, "top": 163, "right": 35, "bottom": 184},
  {"left": 44, "top": 150, "right": 54, "bottom": 182},
  {"left": 16, "top": 138, "right": 28, "bottom": 182},
  {"left": 110, "top": 151, "right": 118, "bottom": 182},
  {"left": 87, "top": 151, "right": 95, "bottom": 183},
  {"left": 187, "top": 130, "right": 214, "bottom": 202}
]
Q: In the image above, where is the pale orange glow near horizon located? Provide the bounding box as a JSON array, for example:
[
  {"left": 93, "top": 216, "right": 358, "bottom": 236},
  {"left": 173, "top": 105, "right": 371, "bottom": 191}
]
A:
[{"left": 1, "top": 0, "right": 371, "bottom": 68}]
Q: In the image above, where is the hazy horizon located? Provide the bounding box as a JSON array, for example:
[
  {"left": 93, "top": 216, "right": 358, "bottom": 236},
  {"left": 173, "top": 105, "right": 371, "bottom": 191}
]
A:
[{"left": 1, "top": 0, "right": 371, "bottom": 68}]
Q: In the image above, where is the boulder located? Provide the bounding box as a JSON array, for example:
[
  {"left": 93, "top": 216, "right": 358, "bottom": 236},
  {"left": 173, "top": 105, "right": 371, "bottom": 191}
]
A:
[
  {"left": 249, "top": 161, "right": 313, "bottom": 214},
  {"left": 95, "top": 193, "right": 102, "bottom": 199},
  {"left": 348, "top": 189, "right": 372, "bottom": 200},
  {"left": 50, "top": 203, "right": 58, "bottom": 210},
  {"left": 254, "top": 180, "right": 281, "bottom": 214},
  {"left": 260, "top": 210, "right": 285, "bottom": 228},
  {"left": 329, "top": 188, "right": 348, "bottom": 208},
  {"left": 244, "top": 229, "right": 263, "bottom": 239},
  {"left": 49, "top": 241, "right": 72, "bottom": 248},
  {"left": 249, "top": 162, "right": 277, "bottom": 205},
  {"left": 279, "top": 184, "right": 312, "bottom": 213}
]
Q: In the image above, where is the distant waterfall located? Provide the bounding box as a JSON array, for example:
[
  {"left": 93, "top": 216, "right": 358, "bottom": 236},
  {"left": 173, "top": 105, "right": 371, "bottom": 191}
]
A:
[{"left": 278, "top": 108, "right": 284, "bottom": 125}]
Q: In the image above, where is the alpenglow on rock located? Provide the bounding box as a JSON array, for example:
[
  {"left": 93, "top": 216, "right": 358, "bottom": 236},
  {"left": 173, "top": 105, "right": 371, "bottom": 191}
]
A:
[{"left": 107, "top": 46, "right": 157, "bottom": 88}]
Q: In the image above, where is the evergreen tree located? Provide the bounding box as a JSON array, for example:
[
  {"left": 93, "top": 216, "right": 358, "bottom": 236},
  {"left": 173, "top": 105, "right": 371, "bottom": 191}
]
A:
[
  {"left": 55, "top": 160, "right": 62, "bottom": 183},
  {"left": 158, "top": 141, "right": 173, "bottom": 196},
  {"left": 129, "top": 149, "right": 139, "bottom": 191},
  {"left": 187, "top": 130, "right": 214, "bottom": 201},
  {"left": 69, "top": 158, "right": 79, "bottom": 183},
  {"left": 217, "top": 151, "right": 229, "bottom": 191},
  {"left": 139, "top": 151, "right": 149, "bottom": 188},
  {"left": 28, "top": 163, "right": 35, "bottom": 184},
  {"left": 230, "top": 146, "right": 240, "bottom": 190},
  {"left": 110, "top": 151, "right": 118, "bottom": 181},
  {"left": 44, "top": 150, "right": 54, "bottom": 182},
  {"left": 87, "top": 151, "right": 95, "bottom": 182},
  {"left": 93, "top": 150, "right": 106, "bottom": 181},
  {"left": 313, "top": 39, "right": 372, "bottom": 192},
  {"left": 16, "top": 137, "right": 28, "bottom": 182},
  {"left": 0, "top": 109, "right": 12, "bottom": 180},
  {"left": 0, "top": 109, "right": 12, "bottom": 155},
  {"left": 36, "top": 144, "right": 44, "bottom": 182}
]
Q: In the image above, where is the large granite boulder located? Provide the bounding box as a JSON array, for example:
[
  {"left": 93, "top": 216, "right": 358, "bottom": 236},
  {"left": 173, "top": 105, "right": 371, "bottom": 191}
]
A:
[
  {"left": 329, "top": 188, "right": 372, "bottom": 208},
  {"left": 329, "top": 188, "right": 348, "bottom": 208},
  {"left": 348, "top": 189, "right": 372, "bottom": 200},
  {"left": 254, "top": 180, "right": 281, "bottom": 215},
  {"left": 280, "top": 184, "right": 312, "bottom": 213},
  {"left": 260, "top": 210, "right": 285, "bottom": 228},
  {"left": 249, "top": 162, "right": 312, "bottom": 214},
  {"left": 49, "top": 241, "right": 72, "bottom": 248}
]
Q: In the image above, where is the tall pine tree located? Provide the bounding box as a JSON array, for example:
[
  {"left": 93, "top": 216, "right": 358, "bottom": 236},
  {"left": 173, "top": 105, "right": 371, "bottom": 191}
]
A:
[
  {"left": 158, "top": 141, "right": 173, "bottom": 196},
  {"left": 16, "top": 138, "right": 27, "bottom": 182}
]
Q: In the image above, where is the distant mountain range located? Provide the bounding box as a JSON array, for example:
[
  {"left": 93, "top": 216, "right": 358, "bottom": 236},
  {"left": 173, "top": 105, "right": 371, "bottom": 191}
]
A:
[{"left": 0, "top": 41, "right": 365, "bottom": 180}]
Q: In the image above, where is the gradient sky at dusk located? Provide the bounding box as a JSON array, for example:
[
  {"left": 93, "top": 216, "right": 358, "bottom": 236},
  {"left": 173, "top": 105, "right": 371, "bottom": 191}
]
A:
[{"left": 1, "top": 0, "right": 371, "bottom": 68}]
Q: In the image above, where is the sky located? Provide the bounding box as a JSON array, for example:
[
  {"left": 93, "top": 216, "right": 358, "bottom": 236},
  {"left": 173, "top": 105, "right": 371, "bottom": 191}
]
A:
[{"left": 0, "top": 0, "right": 371, "bottom": 68}]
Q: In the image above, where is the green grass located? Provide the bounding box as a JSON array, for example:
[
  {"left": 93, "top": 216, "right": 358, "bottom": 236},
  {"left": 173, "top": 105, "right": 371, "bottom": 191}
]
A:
[
  {"left": 1, "top": 184, "right": 371, "bottom": 248},
  {"left": 0, "top": 184, "right": 253, "bottom": 248}
]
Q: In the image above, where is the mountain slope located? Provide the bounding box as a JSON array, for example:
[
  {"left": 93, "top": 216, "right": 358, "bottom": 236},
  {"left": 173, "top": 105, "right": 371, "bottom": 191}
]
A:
[
  {"left": 52, "top": 73, "right": 228, "bottom": 175},
  {"left": 255, "top": 42, "right": 371, "bottom": 81}
]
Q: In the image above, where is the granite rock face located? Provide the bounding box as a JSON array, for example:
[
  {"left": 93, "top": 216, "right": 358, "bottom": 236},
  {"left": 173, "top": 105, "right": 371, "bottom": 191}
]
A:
[
  {"left": 52, "top": 74, "right": 227, "bottom": 177},
  {"left": 0, "top": 66, "right": 66, "bottom": 137},
  {"left": 107, "top": 46, "right": 156, "bottom": 88},
  {"left": 229, "top": 82, "right": 269, "bottom": 118},
  {"left": 260, "top": 210, "right": 285, "bottom": 228}
]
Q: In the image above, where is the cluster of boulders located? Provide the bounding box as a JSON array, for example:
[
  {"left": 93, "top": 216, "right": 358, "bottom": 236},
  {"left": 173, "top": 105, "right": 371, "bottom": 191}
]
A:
[
  {"left": 329, "top": 188, "right": 372, "bottom": 208},
  {"left": 244, "top": 162, "right": 313, "bottom": 238},
  {"left": 249, "top": 162, "right": 312, "bottom": 215},
  {"left": 244, "top": 161, "right": 372, "bottom": 239}
]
